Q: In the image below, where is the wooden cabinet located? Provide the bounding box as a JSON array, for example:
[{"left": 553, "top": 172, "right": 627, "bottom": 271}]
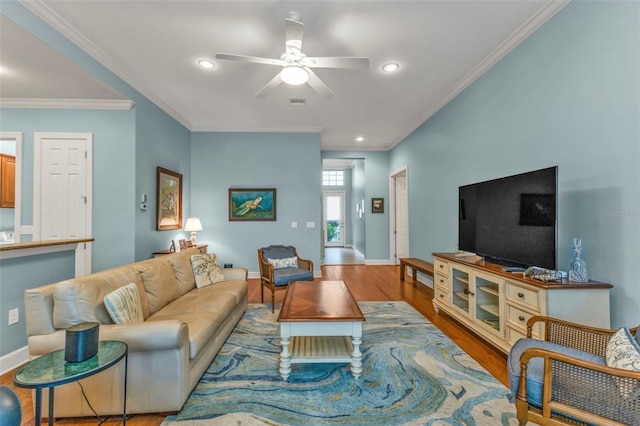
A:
[
  {"left": 0, "top": 154, "right": 15, "bottom": 208},
  {"left": 432, "top": 252, "right": 612, "bottom": 353},
  {"left": 153, "top": 244, "right": 208, "bottom": 258}
]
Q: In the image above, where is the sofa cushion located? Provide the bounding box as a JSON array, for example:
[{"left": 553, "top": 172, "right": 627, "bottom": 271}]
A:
[
  {"left": 268, "top": 256, "right": 298, "bottom": 270},
  {"left": 53, "top": 266, "right": 148, "bottom": 328},
  {"left": 191, "top": 253, "right": 226, "bottom": 288},
  {"left": 168, "top": 251, "right": 197, "bottom": 296},
  {"left": 636, "top": 327, "right": 640, "bottom": 346},
  {"left": 104, "top": 283, "right": 144, "bottom": 324},
  {"left": 507, "top": 338, "right": 606, "bottom": 406},
  {"left": 606, "top": 327, "right": 640, "bottom": 397},
  {"left": 273, "top": 268, "right": 314, "bottom": 286},
  {"left": 137, "top": 260, "right": 181, "bottom": 315}
]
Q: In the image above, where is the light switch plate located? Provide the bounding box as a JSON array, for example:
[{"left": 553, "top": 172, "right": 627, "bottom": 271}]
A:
[
  {"left": 291, "top": 222, "right": 298, "bottom": 229},
  {"left": 21, "top": 225, "right": 34, "bottom": 235},
  {"left": 306, "top": 222, "right": 315, "bottom": 228}
]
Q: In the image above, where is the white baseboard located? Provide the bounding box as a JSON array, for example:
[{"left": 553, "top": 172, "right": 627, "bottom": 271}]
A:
[
  {"left": 0, "top": 345, "right": 29, "bottom": 375},
  {"left": 365, "top": 259, "right": 392, "bottom": 265}
]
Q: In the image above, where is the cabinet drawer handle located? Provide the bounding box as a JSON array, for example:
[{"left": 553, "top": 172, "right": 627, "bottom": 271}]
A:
[
  {"left": 518, "top": 293, "right": 525, "bottom": 298},
  {"left": 469, "top": 291, "right": 475, "bottom": 296},
  {"left": 440, "top": 293, "right": 445, "bottom": 298},
  {"left": 439, "top": 279, "right": 445, "bottom": 284},
  {"left": 439, "top": 264, "right": 444, "bottom": 269},
  {"left": 519, "top": 316, "right": 525, "bottom": 322}
]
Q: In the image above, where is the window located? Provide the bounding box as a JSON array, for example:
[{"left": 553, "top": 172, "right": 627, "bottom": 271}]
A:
[{"left": 323, "top": 170, "right": 344, "bottom": 186}]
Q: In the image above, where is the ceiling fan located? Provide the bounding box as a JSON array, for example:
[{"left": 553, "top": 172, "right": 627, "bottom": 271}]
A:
[{"left": 215, "top": 11, "right": 370, "bottom": 99}]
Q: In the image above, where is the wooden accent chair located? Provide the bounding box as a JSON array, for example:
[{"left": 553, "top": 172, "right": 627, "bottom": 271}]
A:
[
  {"left": 257, "top": 245, "right": 313, "bottom": 312},
  {"left": 508, "top": 315, "right": 640, "bottom": 425}
]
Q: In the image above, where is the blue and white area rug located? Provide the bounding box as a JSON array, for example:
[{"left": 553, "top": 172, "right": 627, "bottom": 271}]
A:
[{"left": 162, "top": 302, "right": 517, "bottom": 425}]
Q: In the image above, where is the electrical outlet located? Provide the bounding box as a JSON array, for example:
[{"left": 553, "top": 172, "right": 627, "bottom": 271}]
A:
[{"left": 8, "top": 308, "right": 19, "bottom": 325}]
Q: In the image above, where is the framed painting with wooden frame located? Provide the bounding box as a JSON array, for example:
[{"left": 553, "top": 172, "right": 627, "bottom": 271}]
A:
[
  {"left": 372, "top": 197, "right": 384, "bottom": 213},
  {"left": 229, "top": 188, "right": 276, "bottom": 221},
  {"left": 157, "top": 167, "right": 182, "bottom": 230}
]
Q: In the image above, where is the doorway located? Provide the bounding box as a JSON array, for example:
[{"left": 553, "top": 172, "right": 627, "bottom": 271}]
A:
[
  {"left": 389, "top": 166, "right": 409, "bottom": 265},
  {"left": 323, "top": 191, "right": 345, "bottom": 247},
  {"left": 34, "top": 132, "right": 93, "bottom": 275}
]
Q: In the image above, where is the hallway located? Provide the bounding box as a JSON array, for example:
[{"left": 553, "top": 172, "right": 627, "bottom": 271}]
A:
[{"left": 322, "top": 247, "right": 365, "bottom": 265}]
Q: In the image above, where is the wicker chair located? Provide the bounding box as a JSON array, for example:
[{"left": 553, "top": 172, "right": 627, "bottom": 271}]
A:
[
  {"left": 257, "top": 245, "right": 314, "bottom": 312},
  {"left": 508, "top": 316, "right": 640, "bottom": 425}
]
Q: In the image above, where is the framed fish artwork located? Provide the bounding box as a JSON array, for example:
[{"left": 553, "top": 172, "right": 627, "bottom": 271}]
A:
[{"left": 228, "top": 188, "right": 276, "bottom": 221}]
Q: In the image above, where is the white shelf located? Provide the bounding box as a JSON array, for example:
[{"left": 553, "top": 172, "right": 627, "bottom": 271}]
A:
[
  {"left": 454, "top": 275, "right": 469, "bottom": 284},
  {"left": 478, "top": 303, "right": 499, "bottom": 317},
  {"left": 478, "top": 286, "right": 499, "bottom": 297},
  {"left": 454, "top": 291, "right": 469, "bottom": 301}
]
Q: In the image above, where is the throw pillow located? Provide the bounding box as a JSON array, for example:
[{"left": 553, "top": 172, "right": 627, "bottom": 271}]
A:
[
  {"left": 103, "top": 283, "right": 144, "bottom": 324},
  {"left": 268, "top": 256, "right": 298, "bottom": 270},
  {"left": 191, "top": 253, "right": 226, "bottom": 288},
  {"left": 606, "top": 327, "right": 640, "bottom": 398}
]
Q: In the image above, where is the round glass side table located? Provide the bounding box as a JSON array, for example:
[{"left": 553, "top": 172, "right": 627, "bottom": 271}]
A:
[{"left": 14, "top": 341, "right": 128, "bottom": 426}]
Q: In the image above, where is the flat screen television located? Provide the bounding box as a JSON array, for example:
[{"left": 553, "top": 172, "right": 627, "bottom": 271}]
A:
[{"left": 458, "top": 166, "right": 558, "bottom": 270}]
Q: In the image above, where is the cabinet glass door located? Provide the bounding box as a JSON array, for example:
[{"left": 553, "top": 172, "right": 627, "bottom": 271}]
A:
[
  {"left": 474, "top": 275, "right": 501, "bottom": 334},
  {"left": 451, "top": 267, "right": 470, "bottom": 316}
]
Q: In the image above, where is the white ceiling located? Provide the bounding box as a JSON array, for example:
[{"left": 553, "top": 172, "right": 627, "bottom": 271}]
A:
[{"left": 3, "top": 1, "right": 568, "bottom": 150}]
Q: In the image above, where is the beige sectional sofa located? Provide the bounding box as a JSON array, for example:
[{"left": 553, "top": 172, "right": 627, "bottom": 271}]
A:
[{"left": 23, "top": 249, "right": 248, "bottom": 417}]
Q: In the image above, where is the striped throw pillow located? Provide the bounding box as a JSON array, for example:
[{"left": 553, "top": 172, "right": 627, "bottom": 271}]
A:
[{"left": 104, "top": 283, "right": 144, "bottom": 324}]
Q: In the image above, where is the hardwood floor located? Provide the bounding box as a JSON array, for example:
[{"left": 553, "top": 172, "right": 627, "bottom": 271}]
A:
[{"left": 2, "top": 264, "right": 508, "bottom": 426}]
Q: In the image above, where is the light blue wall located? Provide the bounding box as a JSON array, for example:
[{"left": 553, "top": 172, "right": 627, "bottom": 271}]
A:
[
  {"left": 1, "top": 1, "right": 192, "bottom": 264},
  {"left": 0, "top": 251, "right": 75, "bottom": 355},
  {"left": 323, "top": 151, "right": 390, "bottom": 261},
  {"left": 0, "top": 109, "right": 136, "bottom": 271},
  {"left": 190, "top": 132, "right": 322, "bottom": 274},
  {"left": 390, "top": 1, "right": 640, "bottom": 327}
]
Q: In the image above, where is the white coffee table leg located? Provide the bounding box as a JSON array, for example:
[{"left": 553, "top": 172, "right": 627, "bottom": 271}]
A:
[
  {"left": 350, "top": 325, "right": 363, "bottom": 379},
  {"left": 280, "top": 325, "right": 291, "bottom": 381}
]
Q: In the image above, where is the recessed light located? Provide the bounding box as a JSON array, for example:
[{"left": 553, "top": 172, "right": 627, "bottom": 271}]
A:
[
  {"left": 382, "top": 63, "right": 400, "bottom": 73},
  {"left": 356, "top": 136, "right": 364, "bottom": 142},
  {"left": 197, "top": 59, "right": 215, "bottom": 69}
]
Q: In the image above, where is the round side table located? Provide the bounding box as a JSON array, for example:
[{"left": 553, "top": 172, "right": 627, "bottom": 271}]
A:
[{"left": 14, "top": 341, "right": 128, "bottom": 426}]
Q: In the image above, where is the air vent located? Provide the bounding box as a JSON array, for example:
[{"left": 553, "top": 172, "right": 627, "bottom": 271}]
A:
[{"left": 289, "top": 97, "right": 306, "bottom": 107}]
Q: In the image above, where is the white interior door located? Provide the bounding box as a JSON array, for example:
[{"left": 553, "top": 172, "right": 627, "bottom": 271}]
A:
[
  {"left": 395, "top": 175, "right": 409, "bottom": 259},
  {"left": 323, "top": 191, "right": 345, "bottom": 247},
  {"left": 34, "top": 133, "right": 93, "bottom": 275}
]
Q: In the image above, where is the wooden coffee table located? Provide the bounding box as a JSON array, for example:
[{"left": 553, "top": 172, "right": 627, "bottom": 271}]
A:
[{"left": 277, "top": 280, "right": 365, "bottom": 381}]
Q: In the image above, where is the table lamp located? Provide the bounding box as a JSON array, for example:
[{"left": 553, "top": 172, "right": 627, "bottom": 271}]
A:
[{"left": 184, "top": 217, "right": 203, "bottom": 245}]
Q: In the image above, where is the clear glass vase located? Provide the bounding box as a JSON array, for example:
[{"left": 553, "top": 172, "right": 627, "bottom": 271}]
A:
[{"left": 569, "top": 238, "right": 588, "bottom": 282}]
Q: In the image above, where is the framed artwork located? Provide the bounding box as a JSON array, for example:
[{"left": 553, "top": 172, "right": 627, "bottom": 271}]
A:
[
  {"left": 229, "top": 188, "right": 276, "bottom": 221},
  {"left": 157, "top": 167, "right": 182, "bottom": 230},
  {"left": 372, "top": 197, "right": 384, "bottom": 213}
]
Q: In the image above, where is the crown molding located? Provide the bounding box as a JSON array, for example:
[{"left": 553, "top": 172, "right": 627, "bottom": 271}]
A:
[
  {"left": 387, "top": 0, "right": 572, "bottom": 150},
  {"left": 19, "top": 0, "right": 191, "bottom": 128},
  {"left": 190, "top": 125, "right": 324, "bottom": 134},
  {"left": 0, "top": 98, "right": 134, "bottom": 110}
]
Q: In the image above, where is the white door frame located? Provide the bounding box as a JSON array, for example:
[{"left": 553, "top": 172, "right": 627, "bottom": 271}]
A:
[
  {"left": 323, "top": 190, "right": 346, "bottom": 247},
  {"left": 34, "top": 132, "right": 93, "bottom": 276},
  {"left": 0, "top": 132, "right": 22, "bottom": 243},
  {"left": 389, "top": 165, "right": 409, "bottom": 265}
]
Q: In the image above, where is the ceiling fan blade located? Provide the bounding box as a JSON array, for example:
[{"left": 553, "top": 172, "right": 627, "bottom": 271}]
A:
[
  {"left": 304, "top": 57, "right": 370, "bottom": 69},
  {"left": 215, "top": 53, "right": 284, "bottom": 66},
  {"left": 285, "top": 17, "right": 304, "bottom": 52},
  {"left": 255, "top": 73, "right": 284, "bottom": 98},
  {"left": 306, "top": 69, "right": 334, "bottom": 99}
]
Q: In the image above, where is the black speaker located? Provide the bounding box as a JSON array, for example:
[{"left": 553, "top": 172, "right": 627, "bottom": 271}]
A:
[{"left": 65, "top": 322, "right": 99, "bottom": 363}]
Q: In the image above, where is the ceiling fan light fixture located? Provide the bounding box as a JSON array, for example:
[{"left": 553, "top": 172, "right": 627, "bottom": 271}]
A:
[
  {"left": 280, "top": 65, "right": 309, "bottom": 85},
  {"left": 382, "top": 62, "right": 400, "bottom": 73}
]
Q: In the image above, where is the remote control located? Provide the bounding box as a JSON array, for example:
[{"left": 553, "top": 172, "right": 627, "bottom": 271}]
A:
[{"left": 503, "top": 266, "right": 526, "bottom": 273}]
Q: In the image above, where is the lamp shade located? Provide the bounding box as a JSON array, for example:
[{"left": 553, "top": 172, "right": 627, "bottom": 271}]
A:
[{"left": 184, "top": 217, "right": 203, "bottom": 232}]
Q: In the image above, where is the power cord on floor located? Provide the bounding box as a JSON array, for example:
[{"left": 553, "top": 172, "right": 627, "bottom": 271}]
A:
[{"left": 76, "top": 381, "right": 135, "bottom": 424}]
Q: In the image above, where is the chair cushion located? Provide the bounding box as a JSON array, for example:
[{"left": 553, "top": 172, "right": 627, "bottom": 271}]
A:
[
  {"left": 261, "top": 245, "right": 296, "bottom": 260},
  {"left": 103, "top": 283, "right": 144, "bottom": 324},
  {"left": 507, "top": 338, "right": 605, "bottom": 407},
  {"left": 268, "top": 256, "right": 298, "bottom": 270},
  {"left": 191, "top": 253, "right": 226, "bottom": 288},
  {"left": 273, "top": 268, "right": 313, "bottom": 286}
]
